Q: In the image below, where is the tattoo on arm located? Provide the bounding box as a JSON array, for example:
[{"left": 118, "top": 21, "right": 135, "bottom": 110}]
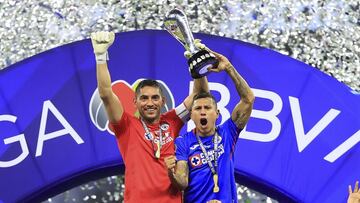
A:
[{"left": 226, "top": 66, "right": 254, "bottom": 129}]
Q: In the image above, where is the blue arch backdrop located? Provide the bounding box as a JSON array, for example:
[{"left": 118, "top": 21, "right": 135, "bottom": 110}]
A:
[{"left": 0, "top": 30, "right": 359, "bottom": 203}]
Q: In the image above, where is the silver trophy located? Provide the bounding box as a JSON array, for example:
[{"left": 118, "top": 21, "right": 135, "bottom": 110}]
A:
[{"left": 164, "top": 8, "right": 218, "bottom": 78}]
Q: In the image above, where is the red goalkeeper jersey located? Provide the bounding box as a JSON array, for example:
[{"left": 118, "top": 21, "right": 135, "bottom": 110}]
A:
[{"left": 110, "top": 104, "right": 188, "bottom": 203}]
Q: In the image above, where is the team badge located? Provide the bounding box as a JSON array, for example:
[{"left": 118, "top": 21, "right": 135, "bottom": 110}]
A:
[
  {"left": 189, "top": 154, "right": 202, "bottom": 168},
  {"left": 160, "top": 123, "right": 169, "bottom": 131}
]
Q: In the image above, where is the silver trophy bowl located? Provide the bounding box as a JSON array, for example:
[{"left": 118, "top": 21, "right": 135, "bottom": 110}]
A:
[{"left": 164, "top": 8, "right": 218, "bottom": 78}]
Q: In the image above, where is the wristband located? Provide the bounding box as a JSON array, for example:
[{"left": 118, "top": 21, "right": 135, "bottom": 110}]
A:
[{"left": 95, "top": 52, "right": 108, "bottom": 64}]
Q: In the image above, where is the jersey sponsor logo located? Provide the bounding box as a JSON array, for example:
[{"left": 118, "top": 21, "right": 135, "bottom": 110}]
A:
[
  {"left": 190, "top": 135, "right": 222, "bottom": 151},
  {"left": 190, "top": 144, "right": 200, "bottom": 150},
  {"left": 189, "top": 144, "right": 225, "bottom": 168},
  {"left": 190, "top": 143, "right": 211, "bottom": 151},
  {"left": 143, "top": 130, "right": 174, "bottom": 145}
]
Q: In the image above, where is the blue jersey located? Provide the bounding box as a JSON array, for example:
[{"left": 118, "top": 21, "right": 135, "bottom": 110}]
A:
[{"left": 175, "top": 119, "right": 241, "bottom": 203}]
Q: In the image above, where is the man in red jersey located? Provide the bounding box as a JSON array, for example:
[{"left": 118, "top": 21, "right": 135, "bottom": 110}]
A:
[{"left": 90, "top": 31, "right": 209, "bottom": 203}]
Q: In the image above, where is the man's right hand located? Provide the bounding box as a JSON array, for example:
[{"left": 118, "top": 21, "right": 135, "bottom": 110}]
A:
[
  {"left": 348, "top": 180, "right": 360, "bottom": 203},
  {"left": 90, "top": 31, "right": 115, "bottom": 63},
  {"left": 164, "top": 155, "right": 176, "bottom": 174},
  {"left": 206, "top": 49, "right": 233, "bottom": 73}
]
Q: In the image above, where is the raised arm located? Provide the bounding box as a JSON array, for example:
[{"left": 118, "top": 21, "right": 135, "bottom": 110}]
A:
[
  {"left": 182, "top": 39, "right": 210, "bottom": 110},
  {"left": 209, "top": 51, "right": 255, "bottom": 129},
  {"left": 183, "top": 77, "right": 209, "bottom": 109},
  {"left": 164, "top": 155, "right": 189, "bottom": 190},
  {"left": 91, "top": 31, "right": 123, "bottom": 123}
]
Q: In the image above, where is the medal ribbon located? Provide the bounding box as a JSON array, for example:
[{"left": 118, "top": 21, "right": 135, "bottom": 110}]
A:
[
  {"left": 195, "top": 129, "right": 220, "bottom": 193},
  {"left": 141, "top": 119, "right": 162, "bottom": 159}
]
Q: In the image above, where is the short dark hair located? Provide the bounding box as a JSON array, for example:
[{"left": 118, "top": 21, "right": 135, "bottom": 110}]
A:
[
  {"left": 135, "top": 79, "right": 163, "bottom": 97},
  {"left": 191, "top": 92, "right": 217, "bottom": 110}
]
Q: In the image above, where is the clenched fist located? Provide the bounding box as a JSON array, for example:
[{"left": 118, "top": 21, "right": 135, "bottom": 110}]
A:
[
  {"left": 164, "top": 155, "right": 177, "bottom": 174},
  {"left": 90, "top": 31, "right": 115, "bottom": 63}
]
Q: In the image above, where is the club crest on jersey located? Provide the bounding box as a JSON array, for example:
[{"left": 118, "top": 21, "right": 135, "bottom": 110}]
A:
[
  {"left": 160, "top": 123, "right": 169, "bottom": 131},
  {"left": 189, "top": 154, "right": 202, "bottom": 168}
]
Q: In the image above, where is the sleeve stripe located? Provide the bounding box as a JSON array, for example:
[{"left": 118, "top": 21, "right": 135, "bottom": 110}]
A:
[{"left": 175, "top": 103, "right": 190, "bottom": 122}]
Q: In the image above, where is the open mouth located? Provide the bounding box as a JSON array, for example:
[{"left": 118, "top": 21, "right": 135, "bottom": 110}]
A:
[{"left": 200, "top": 118, "right": 208, "bottom": 126}]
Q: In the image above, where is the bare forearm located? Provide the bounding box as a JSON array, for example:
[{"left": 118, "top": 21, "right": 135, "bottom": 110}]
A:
[
  {"left": 226, "top": 65, "right": 254, "bottom": 128},
  {"left": 96, "top": 63, "right": 123, "bottom": 123},
  {"left": 193, "top": 77, "right": 209, "bottom": 94},
  {"left": 96, "top": 63, "right": 113, "bottom": 98},
  {"left": 168, "top": 171, "right": 188, "bottom": 191},
  {"left": 225, "top": 65, "right": 254, "bottom": 103},
  {"left": 183, "top": 77, "right": 209, "bottom": 109}
]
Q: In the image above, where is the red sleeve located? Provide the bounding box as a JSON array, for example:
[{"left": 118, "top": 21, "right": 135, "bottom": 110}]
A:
[
  {"left": 163, "top": 109, "right": 184, "bottom": 137},
  {"left": 109, "top": 112, "right": 131, "bottom": 138}
]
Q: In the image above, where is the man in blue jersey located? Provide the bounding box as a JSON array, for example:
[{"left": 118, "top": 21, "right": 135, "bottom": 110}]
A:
[{"left": 164, "top": 50, "right": 255, "bottom": 203}]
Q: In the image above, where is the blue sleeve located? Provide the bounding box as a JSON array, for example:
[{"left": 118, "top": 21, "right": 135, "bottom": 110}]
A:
[
  {"left": 219, "top": 118, "right": 242, "bottom": 149},
  {"left": 175, "top": 135, "right": 188, "bottom": 161}
]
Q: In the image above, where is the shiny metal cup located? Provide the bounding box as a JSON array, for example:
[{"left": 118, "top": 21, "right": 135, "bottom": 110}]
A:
[{"left": 164, "top": 8, "right": 218, "bottom": 78}]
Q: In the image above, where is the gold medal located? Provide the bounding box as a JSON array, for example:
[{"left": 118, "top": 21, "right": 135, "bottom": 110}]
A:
[
  {"left": 141, "top": 119, "right": 163, "bottom": 159},
  {"left": 155, "top": 141, "right": 161, "bottom": 159},
  {"left": 213, "top": 174, "right": 220, "bottom": 193}
]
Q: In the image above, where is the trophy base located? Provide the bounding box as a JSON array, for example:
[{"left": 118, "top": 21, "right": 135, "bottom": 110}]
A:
[{"left": 188, "top": 49, "right": 219, "bottom": 79}]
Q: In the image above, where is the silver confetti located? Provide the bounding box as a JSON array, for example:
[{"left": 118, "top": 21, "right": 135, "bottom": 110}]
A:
[{"left": 1, "top": 0, "right": 359, "bottom": 202}]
